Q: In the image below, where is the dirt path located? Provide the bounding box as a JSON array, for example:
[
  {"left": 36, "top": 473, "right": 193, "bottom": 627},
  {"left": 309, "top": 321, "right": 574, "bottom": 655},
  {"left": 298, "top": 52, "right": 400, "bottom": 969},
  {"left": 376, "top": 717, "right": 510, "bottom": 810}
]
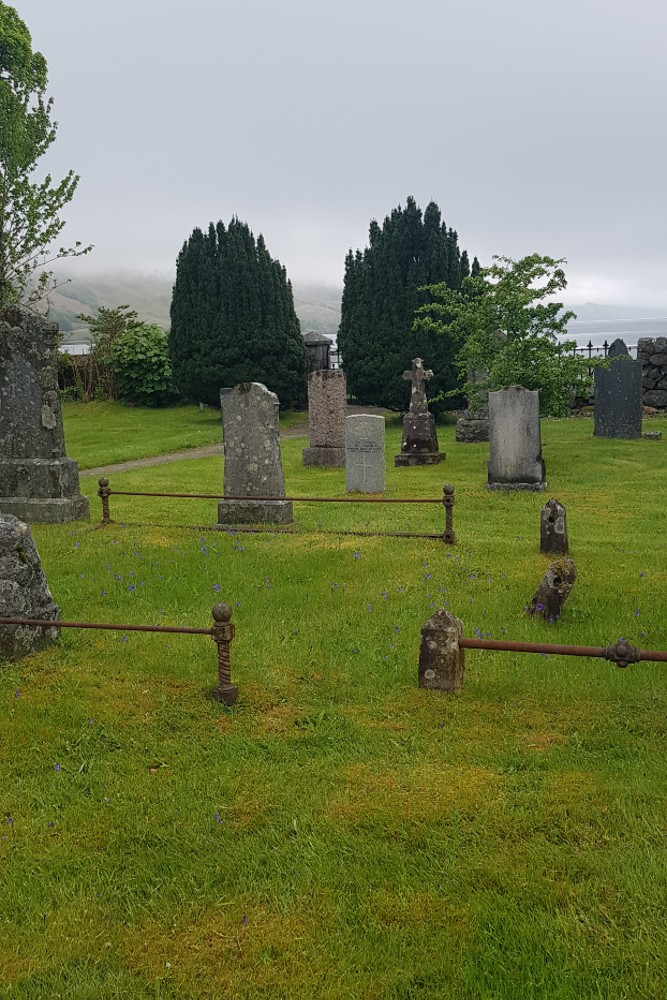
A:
[{"left": 80, "top": 405, "right": 391, "bottom": 478}]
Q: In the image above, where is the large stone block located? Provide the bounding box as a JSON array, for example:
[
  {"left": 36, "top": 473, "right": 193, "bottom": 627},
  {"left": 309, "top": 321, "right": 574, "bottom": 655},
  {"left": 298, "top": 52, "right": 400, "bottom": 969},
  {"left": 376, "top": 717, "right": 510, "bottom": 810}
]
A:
[
  {"left": 487, "top": 387, "right": 546, "bottom": 490},
  {"left": 303, "top": 369, "right": 346, "bottom": 468}
]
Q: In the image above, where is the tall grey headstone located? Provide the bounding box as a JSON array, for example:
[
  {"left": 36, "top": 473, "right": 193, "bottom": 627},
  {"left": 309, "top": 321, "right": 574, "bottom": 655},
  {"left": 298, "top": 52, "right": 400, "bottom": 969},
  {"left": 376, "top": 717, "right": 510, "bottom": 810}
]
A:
[
  {"left": 0, "top": 308, "right": 89, "bottom": 523},
  {"left": 345, "top": 415, "right": 385, "bottom": 493},
  {"left": 594, "top": 339, "right": 642, "bottom": 439},
  {"left": 487, "top": 386, "right": 546, "bottom": 490},
  {"left": 0, "top": 514, "right": 60, "bottom": 660},
  {"left": 395, "top": 358, "right": 444, "bottom": 466},
  {"left": 302, "top": 369, "right": 346, "bottom": 467},
  {"left": 218, "top": 383, "right": 293, "bottom": 524}
]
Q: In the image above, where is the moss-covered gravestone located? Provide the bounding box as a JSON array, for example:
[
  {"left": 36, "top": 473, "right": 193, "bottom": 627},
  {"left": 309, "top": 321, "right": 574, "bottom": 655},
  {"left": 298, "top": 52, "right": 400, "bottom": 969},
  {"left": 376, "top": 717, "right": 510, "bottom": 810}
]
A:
[
  {"left": 0, "top": 514, "right": 60, "bottom": 661},
  {"left": 0, "top": 307, "right": 89, "bottom": 523}
]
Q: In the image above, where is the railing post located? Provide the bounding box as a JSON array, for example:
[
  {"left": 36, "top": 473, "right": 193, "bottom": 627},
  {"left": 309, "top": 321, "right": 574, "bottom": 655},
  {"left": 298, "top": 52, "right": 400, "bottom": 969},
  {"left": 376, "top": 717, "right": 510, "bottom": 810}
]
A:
[
  {"left": 98, "top": 477, "right": 111, "bottom": 524},
  {"left": 442, "top": 483, "right": 455, "bottom": 544},
  {"left": 211, "top": 603, "right": 238, "bottom": 705}
]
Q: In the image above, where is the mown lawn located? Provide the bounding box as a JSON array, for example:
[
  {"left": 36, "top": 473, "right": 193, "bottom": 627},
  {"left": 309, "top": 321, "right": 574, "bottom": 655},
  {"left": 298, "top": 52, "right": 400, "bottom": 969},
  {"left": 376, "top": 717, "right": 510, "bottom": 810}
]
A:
[{"left": 0, "top": 415, "right": 666, "bottom": 998}]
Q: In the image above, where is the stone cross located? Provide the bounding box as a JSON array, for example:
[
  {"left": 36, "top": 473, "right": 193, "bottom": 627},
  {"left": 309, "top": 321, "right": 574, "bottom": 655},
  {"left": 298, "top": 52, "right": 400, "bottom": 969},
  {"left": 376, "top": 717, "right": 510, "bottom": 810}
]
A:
[{"left": 403, "top": 358, "right": 432, "bottom": 414}]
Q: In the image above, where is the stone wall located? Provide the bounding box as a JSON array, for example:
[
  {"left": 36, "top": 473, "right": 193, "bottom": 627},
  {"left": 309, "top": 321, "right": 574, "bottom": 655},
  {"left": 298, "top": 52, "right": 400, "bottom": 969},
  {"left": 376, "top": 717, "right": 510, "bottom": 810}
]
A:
[{"left": 637, "top": 338, "right": 667, "bottom": 409}]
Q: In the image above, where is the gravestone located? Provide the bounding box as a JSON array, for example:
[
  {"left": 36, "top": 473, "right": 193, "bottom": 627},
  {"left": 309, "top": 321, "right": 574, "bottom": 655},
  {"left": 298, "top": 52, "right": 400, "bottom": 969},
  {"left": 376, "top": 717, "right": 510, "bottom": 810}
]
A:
[
  {"left": 395, "top": 358, "right": 444, "bottom": 466},
  {"left": 527, "top": 558, "right": 577, "bottom": 621},
  {"left": 0, "top": 308, "right": 89, "bottom": 522},
  {"left": 456, "top": 366, "right": 489, "bottom": 443},
  {"left": 594, "top": 339, "right": 642, "bottom": 439},
  {"left": 345, "top": 415, "right": 385, "bottom": 493},
  {"left": 0, "top": 514, "right": 60, "bottom": 660},
  {"left": 419, "top": 609, "right": 465, "bottom": 693},
  {"left": 218, "top": 382, "right": 293, "bottom": 524},
  {"left": 488, "top": 386, "right": 546, "bottom": 490},
  {"left": 540, "top": 498, "right": 568, "bottom": 555},
  {"left": 302, "top": 369, "right": 346, "bottom": 467}
]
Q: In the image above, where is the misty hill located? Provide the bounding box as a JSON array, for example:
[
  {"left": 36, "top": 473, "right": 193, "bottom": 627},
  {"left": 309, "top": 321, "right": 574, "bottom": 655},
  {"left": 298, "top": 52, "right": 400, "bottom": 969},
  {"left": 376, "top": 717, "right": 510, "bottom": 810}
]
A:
[{"left": 49, "top": 273, "right": 342, "bottom": 343}]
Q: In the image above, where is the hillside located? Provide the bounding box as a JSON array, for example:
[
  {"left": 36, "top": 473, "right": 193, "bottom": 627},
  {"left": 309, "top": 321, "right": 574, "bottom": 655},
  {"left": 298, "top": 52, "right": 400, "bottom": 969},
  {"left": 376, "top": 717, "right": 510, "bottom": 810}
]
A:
[{"left": 49, "top": 272, "right": 342, "bottom": 343}]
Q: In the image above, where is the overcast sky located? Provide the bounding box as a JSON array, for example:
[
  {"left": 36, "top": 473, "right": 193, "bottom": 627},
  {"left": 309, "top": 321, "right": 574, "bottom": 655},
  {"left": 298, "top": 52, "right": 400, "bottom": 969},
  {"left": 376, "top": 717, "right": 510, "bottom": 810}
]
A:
[{"left": 19, "top": 0, "right": 667, "bottom": 306}]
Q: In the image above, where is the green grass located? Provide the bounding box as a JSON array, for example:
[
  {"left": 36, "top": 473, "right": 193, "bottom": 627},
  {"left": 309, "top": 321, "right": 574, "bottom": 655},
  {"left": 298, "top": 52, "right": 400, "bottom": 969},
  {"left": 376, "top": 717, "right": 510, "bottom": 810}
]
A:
[{"left": 1, "top": 417, "right": 666, "bottom": 998}]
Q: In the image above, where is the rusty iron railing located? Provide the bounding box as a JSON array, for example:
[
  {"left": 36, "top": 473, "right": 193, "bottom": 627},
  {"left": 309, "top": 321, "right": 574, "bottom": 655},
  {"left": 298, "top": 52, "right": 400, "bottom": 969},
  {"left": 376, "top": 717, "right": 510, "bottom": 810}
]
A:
[
  {"left": 97, "top": 478, "right": 456, "bottom": 542},
  {"left": 459, "top": 635, "right": 667, "bottom": 668},
  {"left": 0, "top": 604, "right": 239, "bottom": 705}
]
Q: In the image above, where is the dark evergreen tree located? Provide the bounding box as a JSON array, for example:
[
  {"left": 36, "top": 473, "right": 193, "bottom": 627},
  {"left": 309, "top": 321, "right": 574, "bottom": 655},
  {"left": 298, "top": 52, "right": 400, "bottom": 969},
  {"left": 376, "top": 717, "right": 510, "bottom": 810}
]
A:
[
  {"left": 169, "top": 218, "right": 308, "bottom": 408},
  {"left": 471, "top": 255, "right": 481, "bottom": 278},
  {"left": 338, "top": 197, "right": 474, "bottom": 410}
]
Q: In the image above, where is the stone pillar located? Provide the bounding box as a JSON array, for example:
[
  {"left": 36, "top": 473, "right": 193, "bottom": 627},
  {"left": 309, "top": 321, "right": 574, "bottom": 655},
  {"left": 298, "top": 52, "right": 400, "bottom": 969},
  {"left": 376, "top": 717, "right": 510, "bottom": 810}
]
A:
[
  {"left": 0, "top": 308, "right": 89, "bottom": 523},
  {"left": 302, "top": 369, "right": 346, "bottom": 467},
  {"left": 419, "top": 609, "right": 465, "bottom": 693},
  {"left": 487, "top": 386, "right": 546, "bottom": 490},
  {"left": 594, "top": 339, "right": 642, "bottom": 439},
  {"left": 540, "top": 498, "right": 568, "bottom": 555},
  {"left": 218, "top": 382, "right": 293, "bottom": 525},
  {"left": 0, "top": 514, "right": 60, "bottom": 660},
  {"left": 345, "top": 415, "right": 385, "bottom": 493}
]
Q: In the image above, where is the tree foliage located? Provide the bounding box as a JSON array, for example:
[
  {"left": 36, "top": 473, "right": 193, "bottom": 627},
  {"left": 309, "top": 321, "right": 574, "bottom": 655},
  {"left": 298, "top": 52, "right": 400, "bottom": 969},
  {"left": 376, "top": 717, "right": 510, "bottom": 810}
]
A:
[
  {"left": 169, "top": 218, "right": 308, "bottom": 408},
  {"left": 110, "top": 323, "right": 173, "bottom": 407},
  {"left": 414, "top": 254, "right": 590, "bottom": 416},
  {"left": 0, "top": 2, "right": 91, "bottom": 308},
  {"left": 337, "top": 197, "right": 476, "bottom": 411}
]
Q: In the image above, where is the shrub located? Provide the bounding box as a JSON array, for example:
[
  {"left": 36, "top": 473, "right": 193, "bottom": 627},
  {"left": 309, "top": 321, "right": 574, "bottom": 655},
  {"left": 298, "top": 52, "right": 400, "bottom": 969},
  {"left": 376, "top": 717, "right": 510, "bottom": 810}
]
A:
[{"left": 110, "top": 323, "right": 175, "bottom": 406}]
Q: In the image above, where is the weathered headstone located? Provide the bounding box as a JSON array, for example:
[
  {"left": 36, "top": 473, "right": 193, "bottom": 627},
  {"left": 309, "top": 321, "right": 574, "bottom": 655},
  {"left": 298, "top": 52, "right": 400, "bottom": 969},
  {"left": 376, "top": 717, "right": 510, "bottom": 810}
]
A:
[
  {"left": 540, "top": 498, "right": 568, "bottom": 555},
  {"left": 395, "top": 358, "right": 444, "bottom": 466},
  {"left": 487, "top": 386, "right": 546, "bottom": 490},
  {"left": 527, "top": 558, "right": 577, "bottom": 621},
  {"left": 594, "top": 339, "right": 642, "bottom": 439},
  {"left": 456, "top": 366, "right": 489, "bottom": 443},
  {"left": 418, "top": 609, "right": 465, "bottom": 693},
  {"left": 0, "top": 514, "right": 59, "bottom": 661},
  {"left": 218, "top": 382, "right": 293, "bottom": 524},
  {"left": 302, "top": 369, "right": 346, "bottom": 467},
  {"left": 0, "top": 308, "right": 89, "bottom": 522},
  {"left": 345, "top": 415, "right": 385, "bottom": 493}
]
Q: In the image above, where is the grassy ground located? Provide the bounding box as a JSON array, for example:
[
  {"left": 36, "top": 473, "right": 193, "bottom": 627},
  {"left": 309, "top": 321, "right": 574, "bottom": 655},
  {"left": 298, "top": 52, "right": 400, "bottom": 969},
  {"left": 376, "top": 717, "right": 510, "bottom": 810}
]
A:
[{"left": 1, "top": 417, "right": 666, "bottom": 998}]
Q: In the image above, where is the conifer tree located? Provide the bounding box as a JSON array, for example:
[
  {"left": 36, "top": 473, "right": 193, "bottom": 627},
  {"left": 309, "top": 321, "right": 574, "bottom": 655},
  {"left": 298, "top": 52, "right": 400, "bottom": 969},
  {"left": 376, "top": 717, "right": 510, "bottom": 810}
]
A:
[
  {"left": 338, "top": 197, "right": 474, "bottom": 410},
  {"left": 169, "top": 218, "right": 308, "bottom": 408}
]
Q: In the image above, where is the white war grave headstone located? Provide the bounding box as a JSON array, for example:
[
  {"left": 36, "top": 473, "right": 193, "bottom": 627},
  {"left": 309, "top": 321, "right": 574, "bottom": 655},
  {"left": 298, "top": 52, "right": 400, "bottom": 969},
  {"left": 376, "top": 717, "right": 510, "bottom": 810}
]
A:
[{"left": 345, "top": 415, "right": 385, "bottom": 493}]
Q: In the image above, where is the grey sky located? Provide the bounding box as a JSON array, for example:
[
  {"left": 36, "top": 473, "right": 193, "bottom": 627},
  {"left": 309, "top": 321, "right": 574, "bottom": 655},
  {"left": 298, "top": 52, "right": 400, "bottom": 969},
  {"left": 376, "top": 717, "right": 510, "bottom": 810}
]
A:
[{"left": 20, "top": 0, "right": 667, "bottom": 305}]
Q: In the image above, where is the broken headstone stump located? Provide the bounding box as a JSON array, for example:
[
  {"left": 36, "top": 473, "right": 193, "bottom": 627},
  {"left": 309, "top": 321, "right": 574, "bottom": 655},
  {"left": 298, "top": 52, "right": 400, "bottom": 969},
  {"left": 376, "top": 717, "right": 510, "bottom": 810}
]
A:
[
  {"left": 527, "top": 558, "right": 577, "bottom": 622},
  {"left": 0, "top": 514, "right": 60, "bottom": 661},
  {"left": 540, "top": 498, "right": 568, "bottom": 555},
  {"left": 418, "top": 609, "right": 465, "bottom": 693}
]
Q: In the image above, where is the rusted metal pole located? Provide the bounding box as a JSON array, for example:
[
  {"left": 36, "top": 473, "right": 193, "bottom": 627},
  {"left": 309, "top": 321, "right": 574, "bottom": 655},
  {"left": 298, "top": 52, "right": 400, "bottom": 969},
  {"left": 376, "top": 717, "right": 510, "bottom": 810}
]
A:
[
  {"left": 107, "top": 490, "right": 442, "bottom": 504},
  {"left": 459, "top": 637, "right": 667, "bottom": 666},
  {"left": 211, "top": 603, "right": 238, "bottom": 705},
  {"left": 98, "top": 477, "right": 112, "bottom": 523},
  {"left": 442, "top": 484, "right": 455, "bottom": 545}
]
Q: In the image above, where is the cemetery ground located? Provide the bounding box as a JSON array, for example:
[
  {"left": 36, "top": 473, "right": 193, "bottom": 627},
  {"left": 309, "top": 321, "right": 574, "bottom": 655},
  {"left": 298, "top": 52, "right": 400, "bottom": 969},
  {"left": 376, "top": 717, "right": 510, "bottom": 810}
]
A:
[{"left": 1, "top": 413, "right": 666, "bottom": 999}]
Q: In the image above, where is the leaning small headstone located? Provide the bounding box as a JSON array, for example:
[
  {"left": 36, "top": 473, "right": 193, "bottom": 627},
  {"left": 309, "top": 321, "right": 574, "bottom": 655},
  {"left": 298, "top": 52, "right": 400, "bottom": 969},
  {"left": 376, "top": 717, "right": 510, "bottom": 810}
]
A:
[
  {"left": 527, "top": 558, "right": 577, "bottom": 621},
  {"left": 488, "top": 386, "right": 546, "bottom": 490},
  {"left": 345, "top": 415, "right": 385, "bottom": 493},
  {"left": 395, "top": 358, "right": 444, "bottom": 466},
  {"left": 419, "top": 609, "right": 465, "bottom": 693},
  {"left": 302, "top": 369, "right": 346, "bottom": 467},
  {"left": 0, "top": 514, "right": 59, "bottom": 661},
  {"left": 594, "top": 339, "right": 642, "bottom": 439},
  {"left": 540, "top": 498, "right": 568, "bottom": 555},
  {"left": 218, "top": 383, "right": 293, "bottom": 525},
  {"left": 0, "top": 307, "right": 89, "bottom": 522}
]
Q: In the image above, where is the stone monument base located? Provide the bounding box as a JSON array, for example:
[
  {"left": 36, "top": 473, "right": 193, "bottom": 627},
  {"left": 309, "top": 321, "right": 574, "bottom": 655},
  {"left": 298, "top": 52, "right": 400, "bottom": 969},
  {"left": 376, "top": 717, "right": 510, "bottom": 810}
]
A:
[
  {"left": 456, "top": 414, "right": 489, "bottom": 443},
  {"left": 0, "top": 495, "right": 89, "bottom": 523},
  {"left": 394, "top": 451, "right": 444, "bottom": 466},
  {"left": 302, "top": 446, "right": 345, "bottom": 468},
  {"left": 218, "top": 499, "right": 293, "bottom": 525},
  {"left": 487, "top": 481, "right": 547, "bottom": 492}
]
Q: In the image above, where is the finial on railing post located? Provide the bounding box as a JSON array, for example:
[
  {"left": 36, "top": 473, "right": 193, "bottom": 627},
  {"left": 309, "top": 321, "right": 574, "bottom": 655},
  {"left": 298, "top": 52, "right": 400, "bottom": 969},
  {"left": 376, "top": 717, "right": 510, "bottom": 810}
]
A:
[
  {"left": 98, "top": 477, "right": 111, "bottom": 524},
  {"left": 211, "top": 603, "right": 238, "bottom": 705},
  {"left": 442, "top": 484, "right": 455, "bottom": 545}
]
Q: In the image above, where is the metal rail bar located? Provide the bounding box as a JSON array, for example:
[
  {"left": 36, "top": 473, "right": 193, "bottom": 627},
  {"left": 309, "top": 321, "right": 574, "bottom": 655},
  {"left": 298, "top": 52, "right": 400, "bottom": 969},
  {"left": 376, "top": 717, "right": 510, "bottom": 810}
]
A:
[
  {"left": 106, "top": 490, "right": 442, "bottom": 504},
  {"left": 459, "top": 636, "right": 667, "bottom": 665},
  {"left": 0, "top": 616, "right": 211, "bottom": 635}
]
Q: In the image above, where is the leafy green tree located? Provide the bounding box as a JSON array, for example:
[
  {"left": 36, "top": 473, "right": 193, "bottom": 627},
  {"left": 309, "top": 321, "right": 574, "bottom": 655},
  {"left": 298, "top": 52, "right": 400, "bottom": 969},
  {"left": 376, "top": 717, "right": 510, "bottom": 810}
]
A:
[
  {"left": 169, "top": 218, "right": 308, "bottom": 408},
  {"left": 338, "top": 197, "right": 473, "bottom": 411},
  {"left": 75, "top": 305, "right": 140, "bottom": 400},
  {"left": 414, "top": 254, "right": 590, "bottom": 416},
  {"left": 110, "top": 323, "right": 174, "bottom": 407},
  {"left": 0, "top": 3, "right": 91, "bottom": 308}
]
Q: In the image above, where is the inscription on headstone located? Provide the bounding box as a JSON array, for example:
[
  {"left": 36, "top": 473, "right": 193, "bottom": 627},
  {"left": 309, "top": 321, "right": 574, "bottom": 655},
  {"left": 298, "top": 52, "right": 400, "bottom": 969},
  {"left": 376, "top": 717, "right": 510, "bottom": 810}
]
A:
[
  {"left": 395, "top": 358, "right": 444, "bottom": 466},
  {"left": 487, "top": 386, "right": 546, "bottom": 490},
  {"left": 218, "top": 382, "right": 293, "bottom": 524},
  {"left": 594, "top": 339, "right": 642, "bottom": 439},
  {"left": 345, "top": 415, "right": 385, "bottom": 493},
  {"left": 0, "top": 308, "right": 89, "bottom": 522},
  {"left": 302, "top": 369, "right": 346, "bottom": 467}
]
